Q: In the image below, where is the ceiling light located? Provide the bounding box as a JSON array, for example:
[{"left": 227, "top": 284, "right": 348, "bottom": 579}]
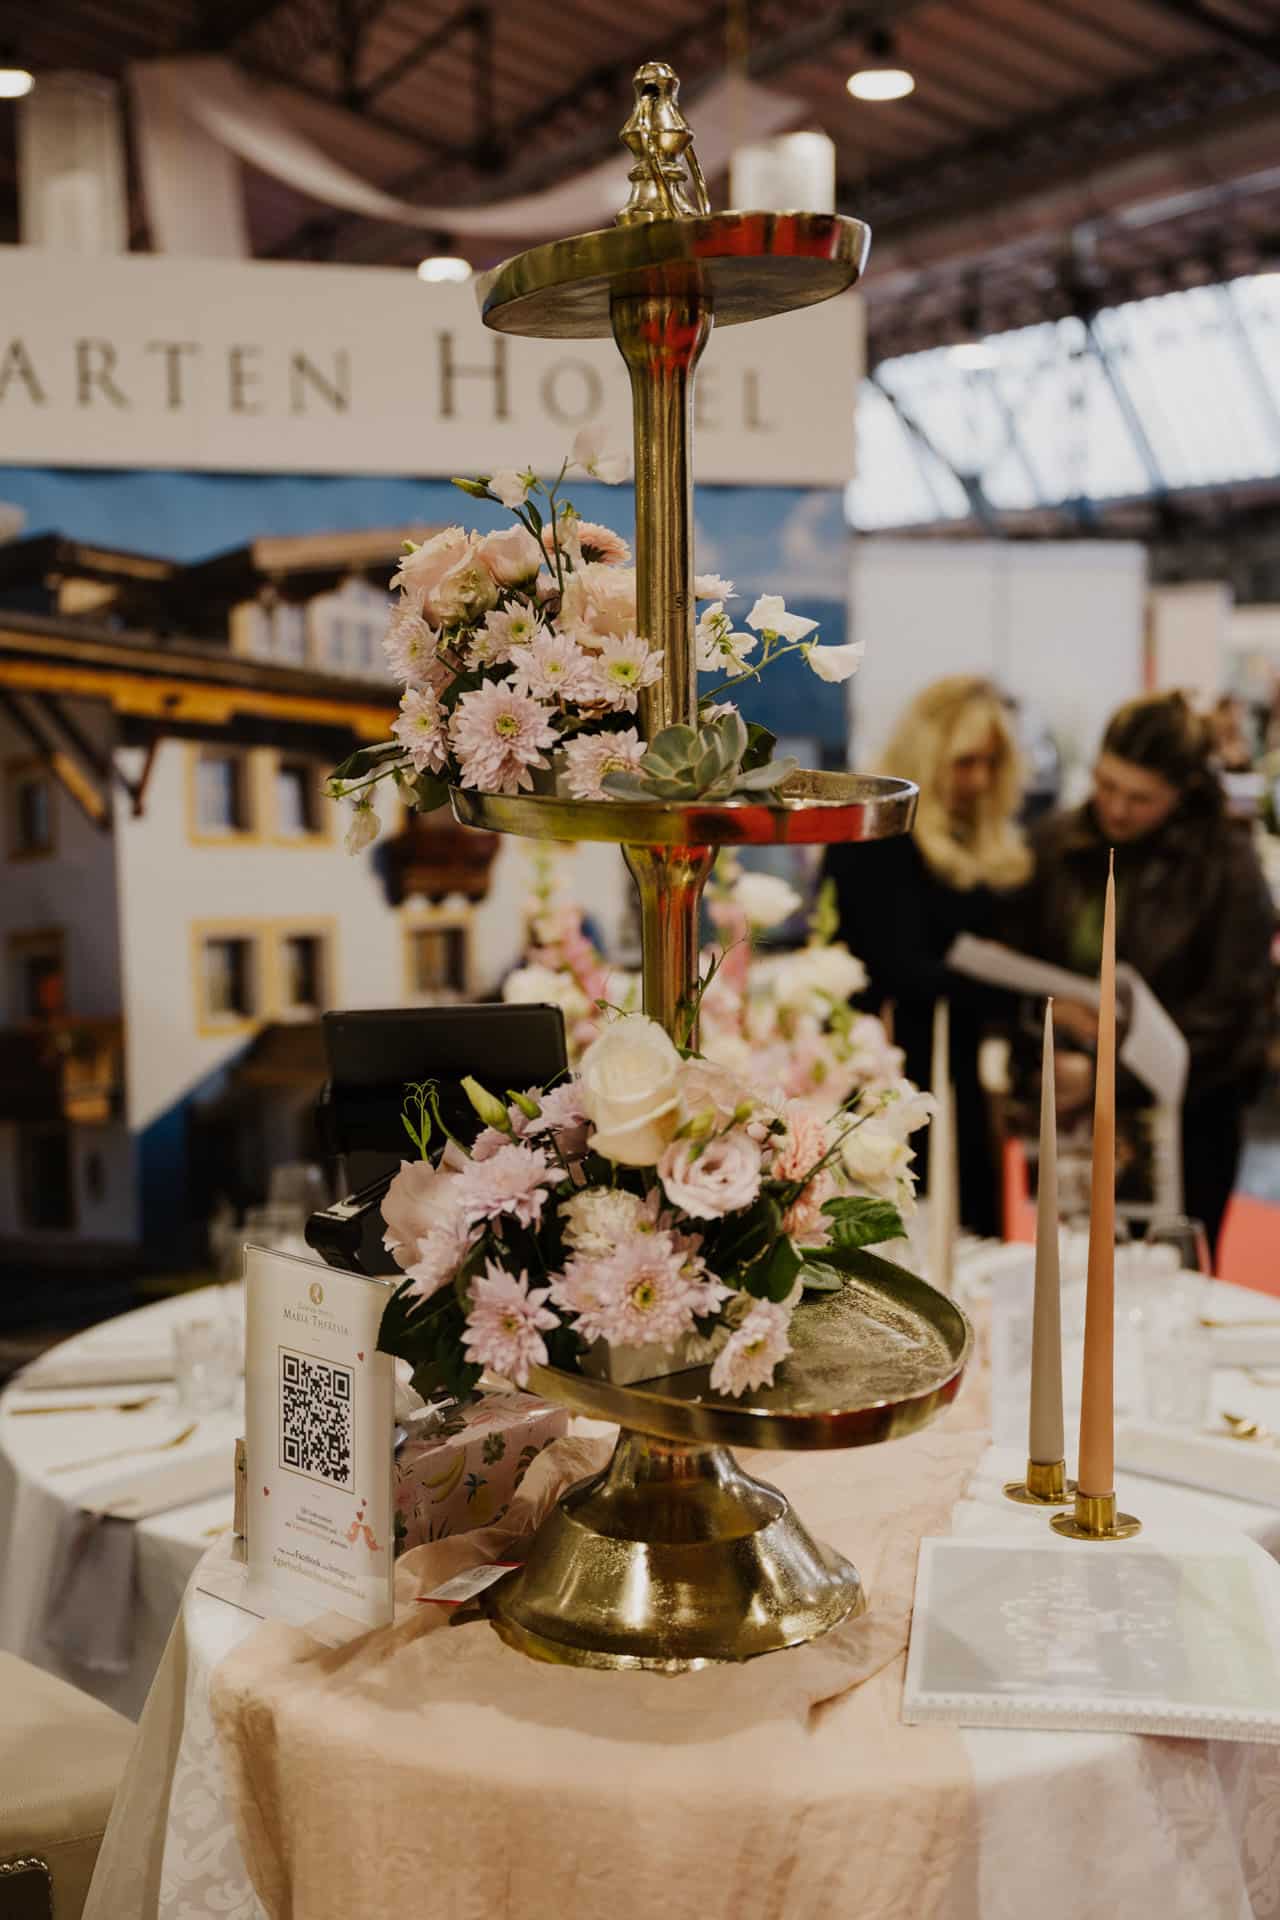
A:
[
  {"left": 0, "top": 65, "right": 34, "bottom": 99},
  {"left": 417, "top": 255, "right": 472, "bottom": 284},
  {"left": 846, "top": 67, "right": 914, "bottom": 101},
  {"left": 846, "top": 27, "right": 914, "bottom": 102},
  {"left": 949, "top": 342, "right": 997, "bottom": 370}
]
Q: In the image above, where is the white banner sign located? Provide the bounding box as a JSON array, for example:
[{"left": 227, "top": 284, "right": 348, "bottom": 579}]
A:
[{"left": 0, "top": 247, "right": 860, "bottom": 485}]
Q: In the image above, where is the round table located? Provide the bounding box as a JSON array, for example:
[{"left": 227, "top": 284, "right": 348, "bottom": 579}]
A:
[{"left": 0, "top": 1285, "right": 243, "bottom": 1718}]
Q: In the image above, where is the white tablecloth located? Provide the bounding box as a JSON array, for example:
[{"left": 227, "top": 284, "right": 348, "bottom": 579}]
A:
[
  {"left": 0, "top": 1285, "right": 242, "bottom": 1718},
  {"left": 84, "top": 1438, "right": 1280, "bottom": 1920}
]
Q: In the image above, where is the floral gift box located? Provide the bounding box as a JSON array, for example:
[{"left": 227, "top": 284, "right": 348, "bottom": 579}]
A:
[{"left": 393, "top": 1392, "right": 568, "bottom": 1553}]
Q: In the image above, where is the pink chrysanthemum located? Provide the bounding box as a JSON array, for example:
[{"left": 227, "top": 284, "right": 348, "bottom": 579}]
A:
[
  {"left": 551, "top": 1237, "right": 724, "bottom": 1348},
  {"left": 454, "top": 1142, "right": 556, "bottom": 1230},
  {"left": 462, "top": 1262, "right": 559, "bottom": 1387},
  {"left": 392, "top": 686, "right": 449, "bottom": 773},
  {"left": 560, "top": 728, "right": 646, "bottom": 800},
  {"left": 588, "top": 632, "right": 665, "bottom": 713},
  {"left": 710, "top": 1299, "right": 793, "bottom": 1397},
  {"left": 382, "top": 607, "right": 446, "bottom": 688},
  {"left": 543, "top": 520, "right": 631, "bottom": 567},
  {"left": 449, "top": 682, "right": 558, "bottom": 794},
  {"left": 467, "top": 601, "right": 542, "bottom": 669},
  {"left": 401, "top": 1209, "right": 476, "bottom": 1305},
  {"left": 771, "top": 1105, "right": 831, "bottom": 1184},
  {"left": 508, "top": 631, "right": 594, "bottom": 704}
]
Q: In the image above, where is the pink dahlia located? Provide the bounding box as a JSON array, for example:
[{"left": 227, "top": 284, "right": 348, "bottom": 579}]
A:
[
  {"left": 710, "top": 1300, "right": 793, "bottom": 1397},
  {"left": 392, "top": 686, "right": 449, "bottom": 773},
  {"left": 454, "top": 1142, "right": 556, "bottom": 1230},
  {"left": 462, "top": 1262, "right": 559, "bottom": 1387},
  {"left": 560, "top": 728, "right": 645, "bottom": 800},
  {"left": 588, "top": 632, "right": 665, "bottom": 713},
  {"left": 449, "top": 682, "right": 558, "bottom": 794}
]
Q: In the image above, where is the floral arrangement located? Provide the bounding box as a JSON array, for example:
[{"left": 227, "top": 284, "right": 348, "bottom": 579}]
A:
[
  {"left": 328, "top": 428, "right": 864, "bottom": 845},
  {"left": 501, "top": 850, "right": 638, "bottom": 1059},
  {"left": 376, "top": 991, "right": 932, "bottom": 1405}
]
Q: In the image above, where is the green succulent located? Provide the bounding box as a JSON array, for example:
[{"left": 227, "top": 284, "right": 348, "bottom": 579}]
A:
[{"left": 602, "top": 710, "right": 796, "bottom": 803}]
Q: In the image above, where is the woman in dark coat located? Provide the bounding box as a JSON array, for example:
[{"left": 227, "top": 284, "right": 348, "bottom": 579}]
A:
[
  {"left": 1020, "top": 691, "right": 1275, "bottom": 1263},
  {"left": 825, "top": 676, "right": 1031, "bottom": 1236}
]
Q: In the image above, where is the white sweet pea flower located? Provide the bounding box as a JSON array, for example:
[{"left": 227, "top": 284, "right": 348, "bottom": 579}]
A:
[
  {"left": 805, "top": 640, "right": 866, "bottom": 684},
  {"left": 571, "top": 426, "right": 632, "bottom": 484},
  {"left": 695, "top": 601, "right": 757, "bottom": 672},
  {"left": 489, "top": 467, "right": 532, "bottom": 510},
  {"left": 746, "top": 594, "right": 818, "bottom": 643},
  {"left": 345, "top": 797, "right": 379, "bottom": 854}
]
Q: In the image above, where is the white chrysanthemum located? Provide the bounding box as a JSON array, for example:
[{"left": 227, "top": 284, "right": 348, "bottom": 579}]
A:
[
  {"left": 588, "top": 632, "right": 664, "bottom": 713},
  {"left": 559, "top": 728, "right": 645, "bottom": 800},
  {"left": 560, "top": 1186, "right": 647, "bottom": 1256},
  {"left": 508, "top": 630, "right": 594, "bottom": 704},
  {"left": 710, "top": 1299, "right": 792, "bottom": 1397},
  {"left": 392, "top": 686, "right": 448, "bottom": 773}
]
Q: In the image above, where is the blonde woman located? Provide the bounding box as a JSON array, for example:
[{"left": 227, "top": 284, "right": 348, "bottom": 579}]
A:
[{"left": 823, "top": 676, "right": 1031, "bottom": 1234}]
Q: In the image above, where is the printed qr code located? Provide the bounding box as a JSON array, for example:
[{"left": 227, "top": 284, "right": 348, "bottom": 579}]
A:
[{"left": 279, "top": 1348, "right": 354, "bottom": 1489}]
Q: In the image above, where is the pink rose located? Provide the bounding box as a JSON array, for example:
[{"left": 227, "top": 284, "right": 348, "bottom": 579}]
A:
[
  {"left": 381, "top": 1159, "right": 463, "bottom": 1271},
  {"left": 475, "top": 524, "right": 542, "bottom": 587},
  {"left": 559, "top": 563, "right": 637, "bottom": 642},
  {"left": 390, "top": 526, "right": 469, "bottom": 600},
  {"left": 658, "top": 1130, "right": 762, "bottom": 1220}
]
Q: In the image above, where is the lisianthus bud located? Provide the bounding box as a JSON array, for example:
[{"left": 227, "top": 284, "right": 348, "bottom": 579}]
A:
[{"left": 461, "top": 1076, "right": 512, "bottom": 1133}]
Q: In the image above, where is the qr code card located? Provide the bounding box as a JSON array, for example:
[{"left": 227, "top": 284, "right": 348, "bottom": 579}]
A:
[
  {"left": 279, "top": 1348, "right": 355, "bottom": 1490},
  {"left": 243, "top": 1244, "right": 395, "bottom": 1629}
]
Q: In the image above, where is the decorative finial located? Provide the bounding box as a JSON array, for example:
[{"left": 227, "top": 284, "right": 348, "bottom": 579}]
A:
[{"left": 617, "top": 62, "right": 711, "bottom": 226}]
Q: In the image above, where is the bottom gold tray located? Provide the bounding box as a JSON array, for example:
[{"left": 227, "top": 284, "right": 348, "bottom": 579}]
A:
[{"left": 487, "top": 1260, "right": 971, "bottom": 1671}]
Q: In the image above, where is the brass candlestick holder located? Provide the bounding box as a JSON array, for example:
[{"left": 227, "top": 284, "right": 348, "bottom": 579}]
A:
[
  {"left": 1051, "top": 1491, "right": 1142, "bottom": 1541},
  {"left": 456, "top": 62, "right": 970, "bottom": 1670},
  {"left": 1004, "top": 1458, "right": 1076, "bottom": 1507}
]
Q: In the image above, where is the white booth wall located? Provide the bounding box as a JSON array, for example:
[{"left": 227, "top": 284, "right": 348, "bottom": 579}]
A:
[{"left": 849, "top": 538, "right": 1147, "bottom": 777}]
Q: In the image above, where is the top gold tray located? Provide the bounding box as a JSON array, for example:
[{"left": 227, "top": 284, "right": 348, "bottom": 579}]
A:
[
  {"left": 451, "top": 769, "right": 917, "bottom": 848},
  {"left": 477, "top": 210, "right": 871, "bottom": 340},
  {"left": 527, "top": 1260, "right": 972, "bottom": 1451}
]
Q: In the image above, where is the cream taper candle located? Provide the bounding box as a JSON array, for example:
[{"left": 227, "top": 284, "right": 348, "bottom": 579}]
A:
[
  {"left": 1029, "top": 998, "right": 1064, "bottom": 1465},
  {"left": 1077, "top": 854, "right": 1116, "bottom": 1498},
  {"left": 928, "top": 996, "right": 953, "bottom": 1293}
]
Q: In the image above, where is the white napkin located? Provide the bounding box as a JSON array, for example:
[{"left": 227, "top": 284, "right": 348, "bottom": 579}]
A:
[
  {"left": 76, "top": 1447, "right": 235, "bottom": 1519},
  {"left": 1205, "top": 1325, "right": 1280, "bottom": 1370},
  {"left": 20, "top": 1343, "right": 174, "bottom": 1390},
  {"left": 1116, "top": 1421, "right": 1280, "bottom": 1508}
]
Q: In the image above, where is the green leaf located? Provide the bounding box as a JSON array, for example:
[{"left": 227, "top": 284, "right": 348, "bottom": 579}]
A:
[
  {"left": 821, "top": 1195, "right": 907, "bottom": 1252},
  {"left": 795, "top": 1258, "right": 846, "bottom": 1293},
  {"left": 404, "top": 772, "right": 449, "bottom": 814},
  {"left": 328, "top": 740, "right": 403, "bottom": 787},
  {"left": 710, "top": 1194, "right": 781, "bottom": 1276},
  {"left": 740, "top": 721, "right": 776, "bottom": 773},
  {"left": 741, "top": 1232, "right": 803, "bottom": 1302}
]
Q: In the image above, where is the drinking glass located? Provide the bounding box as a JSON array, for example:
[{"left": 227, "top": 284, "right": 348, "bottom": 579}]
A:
[
  {"left": 1141, "top": 1318, "right": 1214, "bottom": 1429},
  {"left": 172, "top": 1318, "right": 241, "bottom": 1414}
]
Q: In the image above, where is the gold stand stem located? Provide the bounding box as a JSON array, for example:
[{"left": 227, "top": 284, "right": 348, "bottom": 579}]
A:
[
  {"left": 611, "top": 286, "right": 712, "bottom": 738},
  {"left": 1003, "top": 1458, "right": 1076, "bottom": 1506},
  {"left": 623, "top": 841, "right": 715, "bottom": 1036},
  {"left": 1050, "top": 1489, "right": 1142, "bottom": 1540}
]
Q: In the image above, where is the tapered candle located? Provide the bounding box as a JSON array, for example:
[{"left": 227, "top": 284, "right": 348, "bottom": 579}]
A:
[
  {"left": 1077, "top": 854, "right": 1117, "bottom": 1497},
  {"left": 928, "top": 996, "right": 953, "bottom": 1293},
  {"left": 1029, "top": 998, "right": 1064, "bottom": 1464}
]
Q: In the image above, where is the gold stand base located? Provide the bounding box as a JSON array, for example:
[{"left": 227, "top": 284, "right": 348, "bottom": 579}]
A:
[
  {"left": 1050, "top": 1490, "right": 1142, "bottom": 1541},
  {"left": 1003, "top": 1458, "right": 1076, "bottom": 1506},
  {"left": 486, "top": 1429, "right": 865, "bottom": 1670}
]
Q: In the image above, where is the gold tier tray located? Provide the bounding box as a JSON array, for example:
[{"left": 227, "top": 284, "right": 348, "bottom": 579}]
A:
[
  {"left": 478, "top": 209, "right": 871, "bottom": 340},
  {"left": 487, "top": 1262, "right": 971, "bottom": 1670},
  {"left": 450, "top": 771, "right": 918, "bottom": 849}
]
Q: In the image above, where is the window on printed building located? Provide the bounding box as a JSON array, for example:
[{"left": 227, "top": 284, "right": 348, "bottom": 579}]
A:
[
  {"left": 18, "top": 1127, "right": 75, "bottom": 1231},
  {"left": 275, "top": 760, "right": 318, "bottom": 836},
  {"left": 281, "top": 933, "right": 325, "bottom": 1011},
  {"left": 308, "top": 579, "right": 388, "bottom": 677},
  {"left": 9, "top": 768, "right": 53, "bottom": 856},
  {"left": 202, "top": 937, "right": 254, "bottom": 1020},
  {"left": 407, "top": 924, "right": 468, "bottom": 996},
  {"left": 196, "top": 752, "right": 250, "bottom": 833},
  {"left": 9, "top": 931, "right": 65, "bottom": 1022}
]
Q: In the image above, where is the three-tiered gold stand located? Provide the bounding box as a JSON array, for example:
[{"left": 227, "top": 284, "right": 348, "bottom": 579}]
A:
[{"left": 451, "top": 63, "right": 970, "bottom": 1670}]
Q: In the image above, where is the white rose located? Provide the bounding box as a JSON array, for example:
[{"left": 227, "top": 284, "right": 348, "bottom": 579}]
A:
[
  {"left": 805, "top": 640, "right": 865, "bottom": 684},
  {"left": 558, "top": 563, "right": 637, "bottom": 641},
  {"left": 502, "top": 964, "right": 591, "bottom": 1025},
  {"left": 771, "top": 943, "right": 867, "bottom": 1009},
  {"left": 578, "top": 1014, "right": 683, "bottom": 1166},
  {"left": 429, "top": 549, "right": 500, "bottom": 624},
  {"left": 733, "top": 870, "right": 801, "bottom": 929},
  {"left": 390, "top": 525, "right": 469, "bottom": 599},
  {"left": 475, "top": 523, "right": 542, "bottom": 587}
]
